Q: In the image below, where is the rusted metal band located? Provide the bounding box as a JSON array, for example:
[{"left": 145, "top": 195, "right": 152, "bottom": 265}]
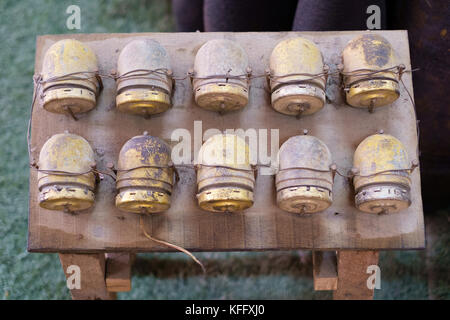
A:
[
  {"left": 114, "top": 68, "right": 173, "bottom": 92},
  {"left": 40, "top": 70, "right": 103, "bottom": 95},
  {"left": 31, "top": 165, "right": 115, "bottom": 180},
  {"left": 276, "top": 184, "right": 332, "bottom": 193},
  {"left": 344, "top": 76, "right": 399, "bottom": 91}
]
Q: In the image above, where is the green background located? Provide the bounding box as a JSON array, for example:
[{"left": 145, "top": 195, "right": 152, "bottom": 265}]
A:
[{"left": 0, "top": 0, "right": 448, "bottom": 299}]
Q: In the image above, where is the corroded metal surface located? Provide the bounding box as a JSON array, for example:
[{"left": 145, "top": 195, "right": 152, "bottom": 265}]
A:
[
  {"left": 38, "top": 133, "right": 96, "bottom": 211},
  {"left": 193, "top": 39, "right": 249, "bottom": 112},
  {"left": 197, "top": 134, "right": 254, "bottom": 213},
  {"left": 41, "top": 39, "right": 100, "bottom": 114},
  {"left": 116, "top": 39, "right": 172, "bottom": 116},
  {"left": 115, "top": 133, "right": 174, "bottom": 214},
  {"left": 276, "top": 134, "right": 333, "bottom": 213},
  {"left": 269, "top": 37, "right": 326, "bottom": 116},
  {"left": 342, "top": 34, "right": 399, "bottom": 108},
  {"left": 353, "top": 133, "right": 411, "bottom": 214}
]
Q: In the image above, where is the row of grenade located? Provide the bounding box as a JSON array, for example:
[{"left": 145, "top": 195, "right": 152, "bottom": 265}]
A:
[
  {"left": 39, "top": 33, "right": 401, "bottom": 117},
  {"left": 37, "top": 131, "right": 413, "bottom": 215}
]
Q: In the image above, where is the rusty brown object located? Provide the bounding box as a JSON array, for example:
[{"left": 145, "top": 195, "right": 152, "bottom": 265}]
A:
[{"left": 333, "top": 250, "right": 379, "bottom": 300}]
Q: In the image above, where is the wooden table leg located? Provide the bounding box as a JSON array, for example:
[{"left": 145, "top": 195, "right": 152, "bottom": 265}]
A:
[
  {"left": 333, "top": 250, "right": 379, "bottom": 300},
  {"left": 105, "top": 253, "right": 133, "bottom": 292},
  {"left": 59, "top": 253, "right": 116, "bottom": 300},
  {"left": 313, "top": 251, "right": 338, "bottom": 291}
]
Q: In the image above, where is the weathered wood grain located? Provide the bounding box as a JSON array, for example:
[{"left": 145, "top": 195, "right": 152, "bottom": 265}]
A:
[
  {"left": 59, "top": 253, "right": 115, "bottom": 300},
  {"left": 333, "top": 250, "right": 380, "bottom": 300}
]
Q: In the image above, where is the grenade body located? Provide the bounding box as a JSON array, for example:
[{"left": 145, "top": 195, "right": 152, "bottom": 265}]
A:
[
  {"left": 38, "top": 133, "right": 96, "bottom": 212},
  {"left": 276, "top": 135, "right": 333, "bottom": 213},
  {"left": 269, "top": 37, "right": 326, "bottom": 116},
  {"left": 193, "top": 39, "right": 249, "bottom": 112},
  {"left": 197, "top": 134, "right": 254, "bottom": 212},
  {"left": 342, "top": 34, "right": 400, "bottom": 108},
  {"left": 353, "top": 133, "right": 411, "bottom": 214},
  {"left": 42, "top": 39, "right": 100, "bottom": 114},
  {"left": 115, "top": 134, "right": 173, "bottom": 214},
  {"left": 116, "top": 39, "right": 172, "bottom": 116}
]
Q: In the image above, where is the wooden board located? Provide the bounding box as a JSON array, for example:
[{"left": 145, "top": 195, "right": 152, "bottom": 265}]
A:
[{"left": 28, "top": 31, "right": 425, "bottom": 253}]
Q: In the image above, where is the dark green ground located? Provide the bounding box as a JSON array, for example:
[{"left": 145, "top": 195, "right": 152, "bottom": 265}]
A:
[{"left": 0, "top": 0, "right": 448, "bottom": 299}]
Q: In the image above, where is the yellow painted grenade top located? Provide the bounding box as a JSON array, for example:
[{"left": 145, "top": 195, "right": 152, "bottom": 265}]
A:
[
  {"left": 41, "top": 39, "right": 100, "bottom": 114},
  {"left": 38, "top": 133, "right": 96, "bottom": 212},
  {"left": 276, "top": 134, "right": 334, "bottom": 213},
  {"left": 116, "top": 39, "right": 172, "bottom": 116},
  {"left": 269, "top": 37, "right": 327, "bottom": 116},
  {"left": 193, "top": 39, "right": 250, "bottom": 112},
  {"left": 342, "top": 34, "right": 400, "bottom": 110},
  {"left": 353, "top": 133, "right": 412, "bottom": 214},
  {"left": 115, "top": 133, "right": 174, "bottom": 214},
  {"left": 197, "top": 134, "right": 255, "bottom": 213}
]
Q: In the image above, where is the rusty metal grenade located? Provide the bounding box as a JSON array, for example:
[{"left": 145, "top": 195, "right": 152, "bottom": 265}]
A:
[
  {"left": 269, "top": 37, "right": 327, "bottom": 117},
  {"left": 41, "top": 39, "right": 100, "bottom": 115},
  {"left": 116, "top": 39, "right": 172, "bottom": 116},
  {"left": 353, "top": 132, "right": 412, "bottom": 214},
  {"left": 193, "top": 39, "right": 250, "bottom": 112},
  {"left": 276, "top": 133, "right": 334, "bottom": 213},
  {"left": 38, "top": 133, "right": 96, "bottom": 212},
  {"left": 115, "top": 133, "right": 174, "bottom": 214},
  {"left": 197, "top": 133, "right": 255, "bottom": 212},
  {"left": 342, "top": 34, "right": 400, "bottom": 111}
]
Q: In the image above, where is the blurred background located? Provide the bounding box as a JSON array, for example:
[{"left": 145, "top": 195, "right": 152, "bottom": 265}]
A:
[{"left": 0, "top": 0, "right": 448, "bottom": 299}]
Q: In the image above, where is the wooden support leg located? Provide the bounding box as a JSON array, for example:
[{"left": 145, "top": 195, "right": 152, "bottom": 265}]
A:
[
  {"left": 59, "top": 253, "right": 116, "bottom": 300},
  {"left": 313, "top": 251, "right": 338, "bottom": 291},
  {"left": 105, "top": 253, "right": 133, "bottom": 292},
  {"left": 333, "top": 250, "right": 379, "bottom": 300}
]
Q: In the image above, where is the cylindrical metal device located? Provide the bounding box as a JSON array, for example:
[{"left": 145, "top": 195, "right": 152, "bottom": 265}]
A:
[
  {"left": 41, "top": 39, "right": 100, "bottom": 114},
  {"left": 276, "top": 134, "right": 333, "bottom": 213},
  {"left": 269, "top": 37, "right": 326, "bottom": 116},
  {"left": 197, "top": 134, "right": 254, "bottom": 212},
  {"left": 115, "top": 133, "right": 174, "bottom": 214},
  {"left": 342, "top": 34, "right": 400, "bottom": 109},
  {"left": 38, "top": 133, "right": 96, "bottom": 212},
  {"left": 116, "top": 39, "right": 172, "bottom": 116},
  {"left": 353, "top": 133, "right": 411, "bottom": 214},
  {"left": 193, "top": 39, "right": 250, "bottom": 112}
]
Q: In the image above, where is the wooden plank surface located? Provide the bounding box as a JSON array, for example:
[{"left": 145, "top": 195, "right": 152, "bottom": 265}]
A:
[{"left": 28, "top": 31, "right": 425, "bottom": 252}]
